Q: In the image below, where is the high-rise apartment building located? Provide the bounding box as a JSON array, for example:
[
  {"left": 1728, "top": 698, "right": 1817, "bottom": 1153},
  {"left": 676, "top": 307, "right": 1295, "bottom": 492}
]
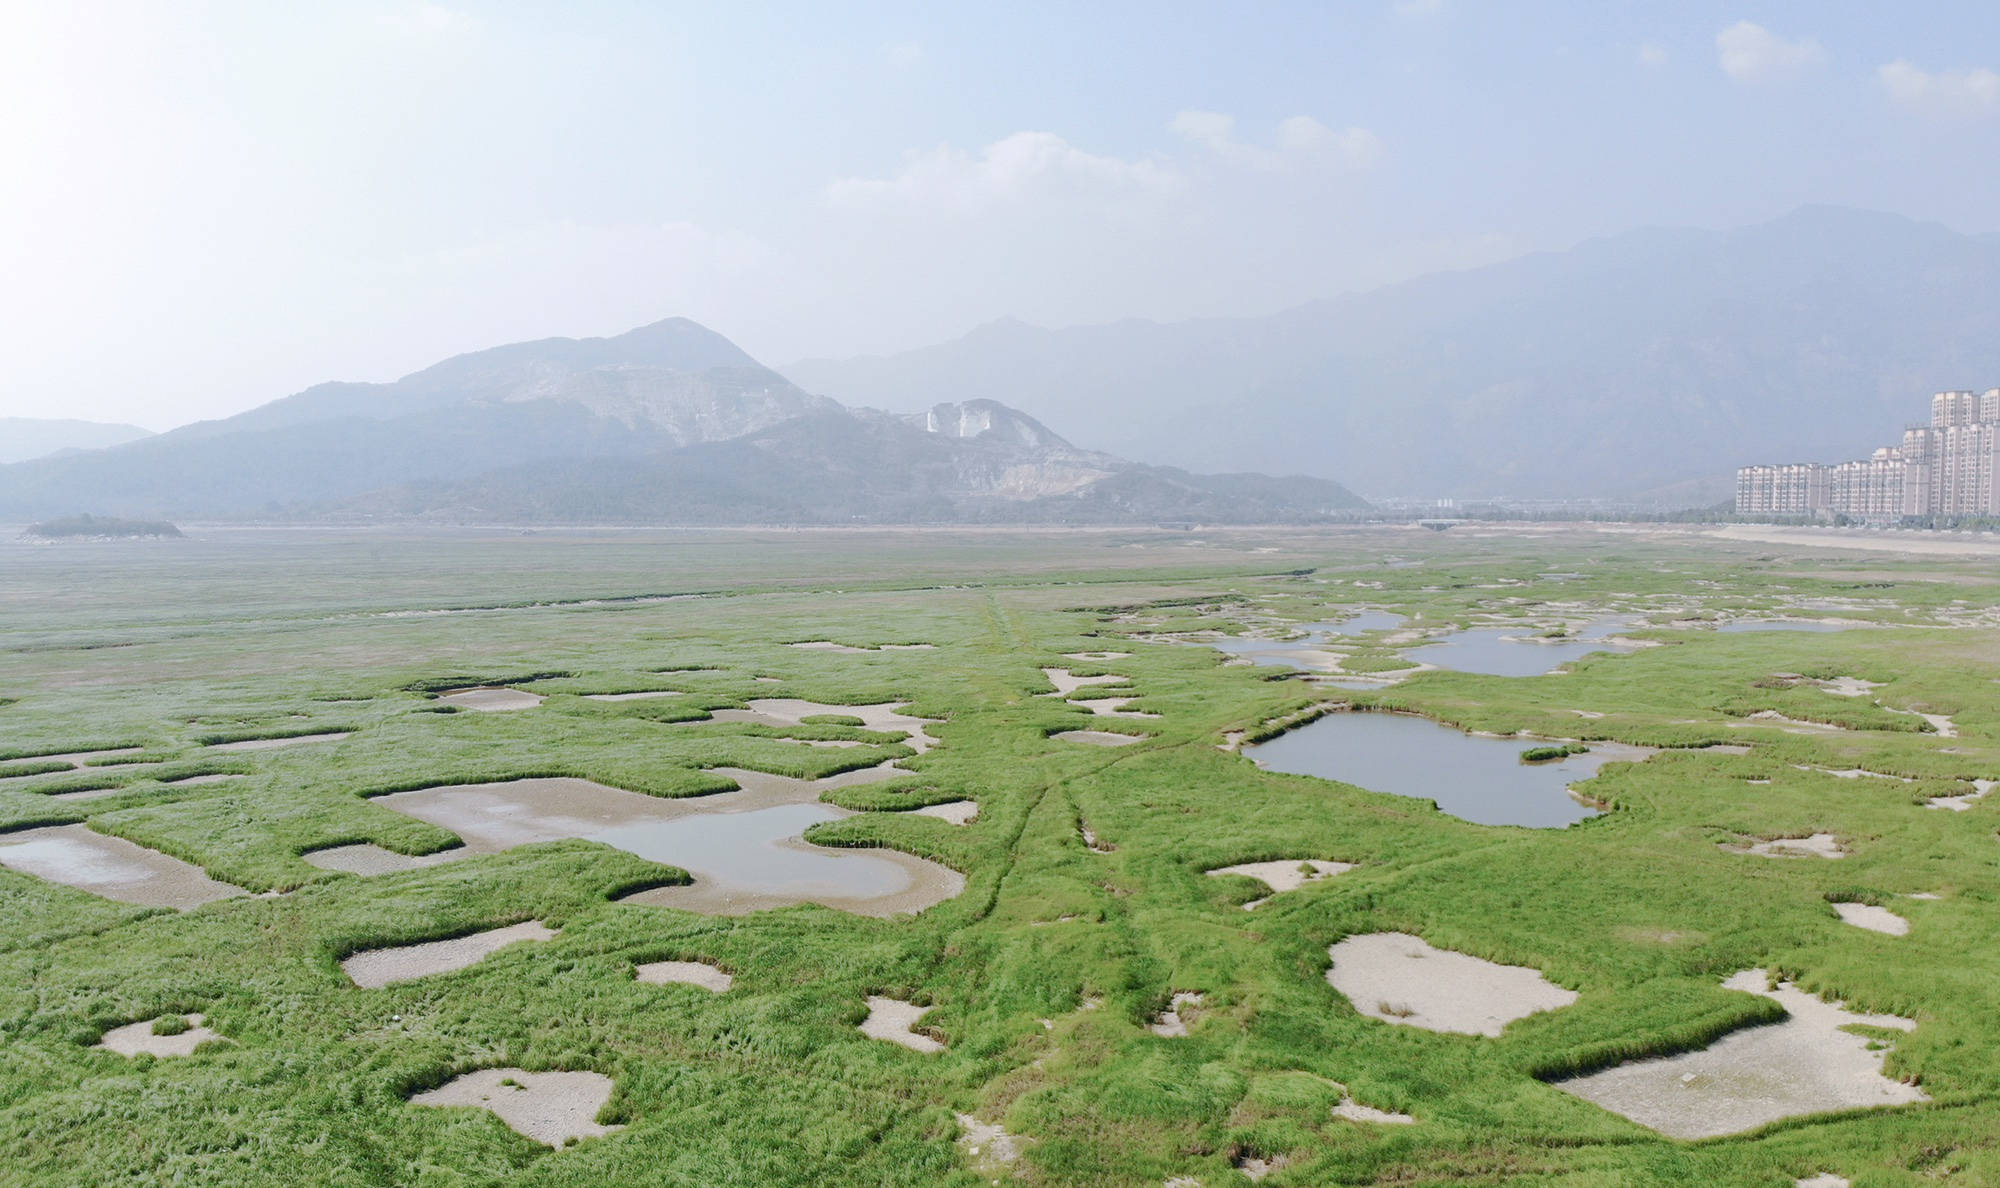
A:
[{"left": 1736, "top": 388, "right": 2000, "bottom": 519}]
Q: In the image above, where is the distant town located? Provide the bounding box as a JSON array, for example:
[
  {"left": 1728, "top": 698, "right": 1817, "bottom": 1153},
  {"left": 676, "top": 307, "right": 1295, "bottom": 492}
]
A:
[{"left": 1737, "top": 389, "right": 2000, "bottom": 521}]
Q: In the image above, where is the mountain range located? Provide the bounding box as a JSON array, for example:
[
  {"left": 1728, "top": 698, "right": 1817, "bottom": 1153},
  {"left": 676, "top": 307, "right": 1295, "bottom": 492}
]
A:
[
  {"left": 786, "top": 206, "right": 2000, "bottom": 499},
  {"left": 0, "top": 321, "right": 1363, "bottom": 524},
  {"left": 0, "top": 418, "right": 153, "bottom": 465}
]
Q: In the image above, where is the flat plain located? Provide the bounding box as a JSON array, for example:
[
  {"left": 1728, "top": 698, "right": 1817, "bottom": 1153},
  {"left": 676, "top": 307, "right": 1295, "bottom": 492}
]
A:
[{"left": 2, "top": 522, "right": 1997, "bottom": 1186}]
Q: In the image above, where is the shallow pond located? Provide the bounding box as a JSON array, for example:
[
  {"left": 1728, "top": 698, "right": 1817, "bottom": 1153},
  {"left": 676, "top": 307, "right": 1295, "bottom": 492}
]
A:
[
  {"left": 1246, "top": 711, "right": 1652, "bottom": 827},
  {"left": 1202, "top": 612, "right": 1407, "bottom": 669},
  {"left": 1407, "top": 616, "right": 1639, "bottom": 677}
]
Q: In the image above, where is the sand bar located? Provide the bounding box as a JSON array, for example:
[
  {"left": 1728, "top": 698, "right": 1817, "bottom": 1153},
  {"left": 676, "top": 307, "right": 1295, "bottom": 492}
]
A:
[
  {"left": 861, "top": 996, "right": 942, "bottom": 1052},
  {"left": 1326, "top": 932, "right": 1577, "bottom": 1036},
  {"left": 341, "top": 920, "right": 557, "bottom": 988},
  {"left": 411, "top": 1068, "right": 622, "bottom": 1147},
  {"left": 95, "top": 1015, "right": 226, "bottom": 1058}
]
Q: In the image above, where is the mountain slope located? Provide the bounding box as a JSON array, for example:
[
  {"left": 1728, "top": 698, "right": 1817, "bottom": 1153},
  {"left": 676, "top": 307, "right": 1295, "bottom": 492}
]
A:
[
  {"left": 0, "top": 326, "right": 1363, "bottom": 523},
  {"left": 0, "top": 418, "right": 153, "bottom": 465},
  {"left": 784, "top": 206, "right": 2000, "bottom": 498}
]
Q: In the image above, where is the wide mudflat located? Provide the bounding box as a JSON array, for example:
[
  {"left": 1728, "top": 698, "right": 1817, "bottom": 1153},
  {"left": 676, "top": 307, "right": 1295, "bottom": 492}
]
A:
[
  {"left": 341, "top": 920, "right": 558, "bottom": 988},
  {"left": 1325, "top": 932, "right": 1578, "bottom": 1036},
  {"left": 0, "top": 824, "right": 245, "bottom": 909},
  {"left": 635, "top": 960, "right": 733, "bottom": 992},
  {"left": 1550, "top": 969, "right": 1925, "bottom": 1138},
  {"left": 437, "top": 687, "right": 544, "bottom": 712},
  {"left": 860, "top": 996, "right": 942, "bottom": 1052},
  {"left": 410, "top": 1068, "right": 622, "bottom": 1147},
  {"left": 95, "top": 1015, "right": 225, "bottom": 1057}
]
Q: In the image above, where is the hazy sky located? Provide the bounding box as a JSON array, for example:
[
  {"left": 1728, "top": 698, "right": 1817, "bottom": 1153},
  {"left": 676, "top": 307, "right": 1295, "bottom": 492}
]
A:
[{"left": 6, "top": 1, "right": 2000, "bottom": 430}]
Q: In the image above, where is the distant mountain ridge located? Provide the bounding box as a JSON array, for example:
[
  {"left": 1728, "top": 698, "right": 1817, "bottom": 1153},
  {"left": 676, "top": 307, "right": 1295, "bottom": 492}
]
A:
[
  {"left": 0, "top": 418, "right": 153, "bottom": 465},
  {"left": 785, "top": 206, "right": 2000, "bottom": 499},
  {"left": 0, "top": 320, "right": 1363, "bottom": 524}
]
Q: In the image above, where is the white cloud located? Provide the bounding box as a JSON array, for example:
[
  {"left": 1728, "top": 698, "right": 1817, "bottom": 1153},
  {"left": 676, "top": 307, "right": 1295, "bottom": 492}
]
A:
[
  {"left": 1172, "top": 110, "right": 1382, "bottom": 171},
  {"left": 826, "top": 132, "right": 1178, "bottom": 215},
  {"left": 1716, "top": 21, "right": 1823, "bottom": 83},
  {"left": 1879, "top": 59, "right": 2000, "bottom": 118},
  {"left": 1636, "top": 42, "right": 1668, "bottom": 69}
]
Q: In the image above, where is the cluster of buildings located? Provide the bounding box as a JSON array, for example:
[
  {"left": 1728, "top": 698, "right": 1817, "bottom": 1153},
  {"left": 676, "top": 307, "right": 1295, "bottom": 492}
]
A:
[{"left": 1736, "top": 389, "right": 2000, "bottom": 521}]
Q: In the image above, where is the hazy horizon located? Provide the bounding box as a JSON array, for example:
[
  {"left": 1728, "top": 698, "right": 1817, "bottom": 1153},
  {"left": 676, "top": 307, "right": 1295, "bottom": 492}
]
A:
[{"left": 7, "top": 2, "right": 2000, "bottom": 431}]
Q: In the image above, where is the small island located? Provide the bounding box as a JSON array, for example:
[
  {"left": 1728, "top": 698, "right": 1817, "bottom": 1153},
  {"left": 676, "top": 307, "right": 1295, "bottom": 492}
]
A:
[{"left": 23, "top": 513, "right": 182, "bottom": 540}]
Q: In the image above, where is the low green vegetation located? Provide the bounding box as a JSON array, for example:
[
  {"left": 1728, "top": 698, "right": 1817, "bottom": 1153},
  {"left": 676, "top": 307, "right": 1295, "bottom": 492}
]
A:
[
  {"left": 0, "top": 524, "right": 1995, "bottom": 1184},
  {"left": 23, "top": 512, "right": 182, "bottom": 539}
]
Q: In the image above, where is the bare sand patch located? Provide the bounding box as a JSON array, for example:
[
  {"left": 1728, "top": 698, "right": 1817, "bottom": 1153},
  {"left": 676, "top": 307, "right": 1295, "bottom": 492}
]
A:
[
  {"left": 1927, "top": 779, "right": 1994, "bottom": 811},
  {"left": 95, "top": 1014, "right": 225, "bottom": 1057},
  {"left": 634, "top": 960, "right": 732, "bottom": 992},
  {"left": 1702, "top": 744, "right": 1754, "bottom": 755},
  {"left": 583, "top": 690, "right": 683, "bottom": 701},
  {"left": 1832, "top": 902, "right": 1908, "bottom": 936},
  {"left": 16, "top": 746, "right": 146, "bottom": 769},
  {"left": 1149, "top": 992, "right": 1202, "bottom": 1037},
  {"left": 956, "top": 1112, "right": 1026, "bottom": 1175},
  {"left": 49, "top": 786, "right": 135, "bottom": 802},
  {"left": 1077, "top": 695, "right": 1159, "bottom": 720},
  {"left": 302, "top": 843, "right": 461, "bottom": 875},
  {"left": 1332, "top": 1093, "right": 1415, "bottom": 1124},
  {"left": 1819, "top": 677, "right": 1882, "bottom": 698},
  {"left": 711, "top": 699, "right": 941, "bottom": 753},
  {"left": 1041, "top": 667, "right": 1130, "bottom": 696},
  {"left": 0, "top": 825, "right": 245, "bottom": 909},
  {"left": 912, "top": 800, "right": 978, "bottom": 825},
  {"left": 1795, "top": 1177, "right": 1849, "bottom": 1188},
  {"left": 1550, "top": 969, "right": 1924, "bottom": 1139},
  {"left": 1079, "top": 821, "right": 1114, "bottom": 853},
  {"left": 1208, "top": 859, "right": 1354, "bottom": 909},
  {"left": 789, "top": 640, "right": 871, "bottom": 653},
  {"left": 341, "top": 920, "right": 557, "bottom": 988},
  {"left": 1886, "top": 707, "right": 1958, "bottom": 737},
  {"left": 438, "top": 687, "right": 543, "bottom": 712},
  {"left": 410, "top": 1068, "right": 621, "bottom": 1147},
  {"left": 861, "top": 996, "right": 942, "bottom": 1052},
  {"left": 1734, "top": 712, "right": 1847, "bottom": 735},
  {"left": 1065, "top": 651, "right": 1130, "bottom": 661},
  {"left": 1055, "top": 730, "right": 1145, "bottom": 746},
  {"left": 1325, "top": 932, "right": 1578, "bottom": 1036},
  {"left": 1726, "top": 833, "right": 1848, "bottom": 859},
  {"left": 212, "top": 732, "right": 351, "bottom": 752},
  {"left": 164, "top": 773, "right": 245, "bottom": 786}
]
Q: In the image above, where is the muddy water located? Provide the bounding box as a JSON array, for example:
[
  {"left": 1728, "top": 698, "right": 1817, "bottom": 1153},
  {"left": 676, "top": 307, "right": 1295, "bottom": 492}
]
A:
[
  {"left": 1246, "top": 711, "right": 1653, "bottom": 828},
  {"left": 370, "top": 771, "right": 961, "bottom": 916},
  {"left": 0, "top": 824, "right": 246, "bottom": 909},
  {"left": 1407, "top": 616, "right": 1640, "bottom": 677},
  {"left": 1201, "top": 612, "right": 1407, "bottom": 669}
]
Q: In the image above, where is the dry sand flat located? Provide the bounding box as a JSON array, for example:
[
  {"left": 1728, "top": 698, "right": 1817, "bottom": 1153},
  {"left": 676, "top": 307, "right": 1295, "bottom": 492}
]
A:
[
  {"left": 95, "top": 1014, "right": 226, "bottom": 1058},
  {"left": 212, "top": 732, "right": 351, "bottom": 752},
  {"left": 1325, "top": 933, "right": 1578, "bottom": 1037},
  {"left": 13, "top": 746, "right": 146, "bottom": 769},
  {"left": 860, "top": 996, "right": 943, "bottom": 1052},
  {"left": 911, "top": 799, "right": 978, "bottom": 825},
  {"left": 955, "top": 1113, "right": 1026, "bottom": 1175},
  {"left": 1055, "top": 730, "right": 1145, "bottom": 746},
  {"left": 1332, "top": 1091, "right": 1414, "bottom": 1125},
  {"left": 410, "top": 1068, "right": 622, "bottom": 1147},
  {"left": 1727, "top": 833, "right": 1848, "bottom": 859},
  {"left": 634, "top": 960, "right": 733, "bottom": 992},
  {"left": 1148, "top": 992, "right": 1202, "bottom": 1037},
  {"left": 788, "top": 640, "right": 872, "bottom": 653},
  {"left": 437, "top": 686, "right": 544, "bottom": 712},
  {"left": 302, "top": 842, "right": 462, "bottom": 875},
  {"left": 1550, "top": 969, "right": 1925, "bottom": 1139},
  {"left": 708, "top": 699, "right": 941, "bottom": 753},
  {"left": 0, "top": 824, "right": 246, "bottom": 909},
  {"left": 341, "top": 920, "right": 558, "bottom": 988},
  {"left": 164, "top": 773, "right": 245, "bottom": 786},
  {"left": 1076, "top": 695, "right": 1160, "bottom": 720},
  {"left": 1927, "top": 779, "right": 1994, "bottom": 811},
  {"left": 582, "top": 690, "right": 683, "bottom": 701},
  {"left": 372, "top": 774, "right": 963, "bottom": 917},
  {"left": 1064, "top": 651, "right": 1130, "bottom": 661},
  {"left": 1041, "top": 667, "right": 1129, "bottom": 696},
  {"left": 1207, "top": 859, "right": 1356, "bottom": 909},
  {"left": 1831, "top": 902, "right": 1909, "bottom": 936},
  {"left": 1704, "top": 523, "right": 2000, "bottom": 558}
]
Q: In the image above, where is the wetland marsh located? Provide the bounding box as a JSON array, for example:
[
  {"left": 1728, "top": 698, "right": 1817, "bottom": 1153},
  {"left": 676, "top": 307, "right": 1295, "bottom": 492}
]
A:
[{"left": 1, "top": 523, "right": 1996, "bottom": 1186}]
